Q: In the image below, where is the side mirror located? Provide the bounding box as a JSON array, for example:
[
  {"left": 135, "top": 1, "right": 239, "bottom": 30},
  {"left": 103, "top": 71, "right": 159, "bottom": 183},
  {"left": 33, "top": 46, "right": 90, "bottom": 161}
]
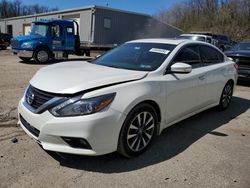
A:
[{"left": 170, "top": 62, "right": 192, "bottom": 74}]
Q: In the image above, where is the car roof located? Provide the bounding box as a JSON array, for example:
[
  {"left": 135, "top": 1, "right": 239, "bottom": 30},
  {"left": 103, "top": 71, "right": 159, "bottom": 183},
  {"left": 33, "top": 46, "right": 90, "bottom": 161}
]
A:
[{"left": 127, "top": 38, "right": 187, "bottom": 45}]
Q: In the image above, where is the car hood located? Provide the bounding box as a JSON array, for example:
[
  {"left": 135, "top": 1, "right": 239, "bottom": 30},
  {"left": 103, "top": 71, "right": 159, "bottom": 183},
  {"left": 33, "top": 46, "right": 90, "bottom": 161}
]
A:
[
  {"left": 14, "top": 34, "right": 45, "bottom": 43},
  {"left": 225, "top": 50, "right": 250, "bottom": 57},
  {"left": 30, "top": 61, "right": 147, "bottom": 94}
]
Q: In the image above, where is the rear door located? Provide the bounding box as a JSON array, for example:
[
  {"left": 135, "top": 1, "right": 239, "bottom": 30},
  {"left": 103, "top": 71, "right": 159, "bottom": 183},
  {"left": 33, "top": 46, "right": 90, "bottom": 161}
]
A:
[
  {"left": 164, "top": 45, "right": 208, "bottom": 125},
  {"left": 199, "top": 45, "right": 227, "bottom": 104}
]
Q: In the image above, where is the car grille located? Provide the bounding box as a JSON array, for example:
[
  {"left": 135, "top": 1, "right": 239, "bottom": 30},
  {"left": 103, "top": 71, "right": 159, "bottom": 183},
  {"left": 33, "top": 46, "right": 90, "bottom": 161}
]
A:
[
  {"left": 25, "top": 85, "right": 55, "bottom": 110},
  {"left": 19, "top": 114, "right": 40, "bottom": 137},
  {"left": 230, "top": 56, "right": 250, "bottom": 69},
  {"left": 11, "top": 39, "right": 20, "bottom": 48}
]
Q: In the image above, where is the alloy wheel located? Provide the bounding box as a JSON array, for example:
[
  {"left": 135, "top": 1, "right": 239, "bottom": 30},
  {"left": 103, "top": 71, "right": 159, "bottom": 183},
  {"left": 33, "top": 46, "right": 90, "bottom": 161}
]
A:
[
  {"left": 221, "top": 84, "right": 233, "bottom": 108},
  {"left": 126, "top": 111, "right": 155, "bottom": 152}
]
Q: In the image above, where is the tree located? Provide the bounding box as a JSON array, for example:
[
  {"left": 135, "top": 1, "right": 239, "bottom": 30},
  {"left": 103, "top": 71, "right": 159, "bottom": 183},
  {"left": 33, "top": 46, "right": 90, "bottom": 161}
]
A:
[
  {"left": 0, "top": 0, "right": 58, "bottom": 19},
  {"left": 155, "top": 0, "right": 250, "bottom": 41}
]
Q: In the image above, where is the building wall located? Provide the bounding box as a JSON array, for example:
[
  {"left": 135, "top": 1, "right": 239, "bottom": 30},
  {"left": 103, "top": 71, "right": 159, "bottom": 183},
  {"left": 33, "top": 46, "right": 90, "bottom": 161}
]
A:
[
  {"left": 93, "top": 8, "right": 150, "bottom": 44},
  {"left": 5, "top": 17, "right": 35, "bottom": 36},
  {"left": 93, "top": 8, "right": 183, "bottom": 44},
  {"left": 0, "top": 9, "right": 93, "bottom": 41},
  {"left": 0, "top": 21, "right": 5, "bottom": 33},
  {"left": 60, "top": 10, "right": 93, "bottom": 41},
  {"left": 0, "top": 6, "right": 182, "bottom": 44},
  {"left": 79, "top": 10, "right": 93, "bottom": 42}
]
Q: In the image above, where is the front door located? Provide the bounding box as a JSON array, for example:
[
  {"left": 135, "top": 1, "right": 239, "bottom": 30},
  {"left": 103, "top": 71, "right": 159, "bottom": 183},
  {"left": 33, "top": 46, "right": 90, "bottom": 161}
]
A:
[
  {"left": 164, "top": 45, "right": 208, "bottom": 126},
  {"left": 51, "top": 24, "right": 65, "bottom": 51}
]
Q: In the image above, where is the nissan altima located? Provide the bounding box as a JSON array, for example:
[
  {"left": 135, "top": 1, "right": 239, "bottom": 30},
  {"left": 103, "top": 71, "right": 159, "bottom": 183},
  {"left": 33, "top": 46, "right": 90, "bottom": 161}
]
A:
[{"left": 18, "top": 39, "right": 238, "bottom": 157}]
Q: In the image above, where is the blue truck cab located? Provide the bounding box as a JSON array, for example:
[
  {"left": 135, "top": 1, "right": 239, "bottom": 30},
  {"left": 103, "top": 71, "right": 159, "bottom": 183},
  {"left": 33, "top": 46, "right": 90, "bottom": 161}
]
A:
[{"left": 11, "top": 19, "right": 81, "bottom": 63}]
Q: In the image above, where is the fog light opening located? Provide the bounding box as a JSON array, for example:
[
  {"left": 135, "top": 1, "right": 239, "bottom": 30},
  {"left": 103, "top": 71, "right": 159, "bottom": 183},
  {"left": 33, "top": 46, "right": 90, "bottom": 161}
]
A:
[{"left": 61, "top": 137, "right": 92, "bottom": 149}]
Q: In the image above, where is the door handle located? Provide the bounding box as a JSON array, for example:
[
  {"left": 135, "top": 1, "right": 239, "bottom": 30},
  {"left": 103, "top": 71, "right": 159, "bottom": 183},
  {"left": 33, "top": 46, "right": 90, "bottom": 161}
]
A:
[{"left": 198, "top": 75, "right": 206, "bottom": 80}]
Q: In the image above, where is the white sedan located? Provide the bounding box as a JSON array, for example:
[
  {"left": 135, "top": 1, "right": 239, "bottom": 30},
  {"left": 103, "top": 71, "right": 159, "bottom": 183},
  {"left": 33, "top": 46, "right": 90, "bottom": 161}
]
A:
[{"left": 18, "top": 39, "right": 238, "bottom": 157}]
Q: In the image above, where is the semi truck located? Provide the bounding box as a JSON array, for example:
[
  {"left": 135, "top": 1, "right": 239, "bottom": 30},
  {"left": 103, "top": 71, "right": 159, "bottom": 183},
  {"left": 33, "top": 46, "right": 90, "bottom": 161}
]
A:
[{"left": 11, "top": 19, "right": 115, "bottom": 63}]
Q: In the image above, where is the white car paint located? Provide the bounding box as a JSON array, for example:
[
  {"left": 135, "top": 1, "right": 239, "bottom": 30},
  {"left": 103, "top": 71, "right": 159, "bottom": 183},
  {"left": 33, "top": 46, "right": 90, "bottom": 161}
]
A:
[
  {"left": 18, "top": 39, "right": 238, "bottom": 156},
  {"left": 30, "top": 61, "right": 147, "bottom": 94}
]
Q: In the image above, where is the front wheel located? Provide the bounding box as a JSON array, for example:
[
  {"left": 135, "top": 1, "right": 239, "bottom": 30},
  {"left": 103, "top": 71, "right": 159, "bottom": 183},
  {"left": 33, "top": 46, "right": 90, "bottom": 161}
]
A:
[
  {"left": 34, "top": 48, "right": 50, "bottom": 63},
  {"left": 218, "top": 81, "right": 233, "bottom": 111},
  {"left": 118, "top": 103, "right": 158, "bottom": 158}
]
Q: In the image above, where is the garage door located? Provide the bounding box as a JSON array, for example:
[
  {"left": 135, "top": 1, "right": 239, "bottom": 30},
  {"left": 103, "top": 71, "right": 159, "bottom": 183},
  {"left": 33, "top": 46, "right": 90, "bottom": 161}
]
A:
[{"left": 23, "top": 24, "right": 31, "bottom": 35}]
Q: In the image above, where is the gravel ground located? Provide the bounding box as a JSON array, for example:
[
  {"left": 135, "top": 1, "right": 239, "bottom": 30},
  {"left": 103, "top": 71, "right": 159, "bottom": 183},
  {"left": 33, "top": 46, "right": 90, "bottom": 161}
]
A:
[{"left": 0, "top": 49, "right": 250, "bottom": 188}]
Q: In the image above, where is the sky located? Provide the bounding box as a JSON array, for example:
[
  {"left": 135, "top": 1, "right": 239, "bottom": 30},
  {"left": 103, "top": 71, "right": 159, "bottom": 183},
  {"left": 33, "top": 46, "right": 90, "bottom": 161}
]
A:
[{"left": 18, "top": 0, "right": 184, "bottom": 15}]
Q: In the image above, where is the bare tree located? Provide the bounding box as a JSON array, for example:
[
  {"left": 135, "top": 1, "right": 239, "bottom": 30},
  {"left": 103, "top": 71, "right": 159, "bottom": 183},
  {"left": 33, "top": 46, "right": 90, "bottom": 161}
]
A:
[
  {"left": 155, "top": 0, "right": 250, "bottom": 41},
  {"left": 0, "top": 0, "right": 58, "bottom": 19}
]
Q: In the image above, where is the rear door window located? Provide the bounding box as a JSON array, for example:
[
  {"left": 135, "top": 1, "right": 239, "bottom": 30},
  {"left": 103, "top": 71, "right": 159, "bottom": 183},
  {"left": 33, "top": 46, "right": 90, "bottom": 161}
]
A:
[{"left": 200, "top": 45, "right": 224, "bottom": 65}]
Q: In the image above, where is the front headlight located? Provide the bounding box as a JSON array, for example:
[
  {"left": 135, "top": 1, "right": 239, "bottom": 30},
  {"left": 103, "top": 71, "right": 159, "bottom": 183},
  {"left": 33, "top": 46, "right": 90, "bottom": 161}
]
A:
[
  {"left": 21, "top": 43, "right": 32, "bottom": 48},
  {"left": 49, "top": 93, "right": 116, "bottom": 117}
]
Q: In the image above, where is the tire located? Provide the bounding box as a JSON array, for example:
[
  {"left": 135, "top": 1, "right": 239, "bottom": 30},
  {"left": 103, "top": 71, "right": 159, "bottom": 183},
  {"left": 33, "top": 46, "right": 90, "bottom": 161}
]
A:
[
  {"left": 33, "top": 48, "right": 50, "bottom": 63},
  {"left": 118, "top": 103, "right": 158, "bottom": 158},
  {"left": 19, "top": 57, "right": 31, "bottom": 61},
  {"left": 218, "top": 81, "right": 234, "bottom": 111},
  {"left": 85, "top": 50, "right": 90, "bottom": 57}
]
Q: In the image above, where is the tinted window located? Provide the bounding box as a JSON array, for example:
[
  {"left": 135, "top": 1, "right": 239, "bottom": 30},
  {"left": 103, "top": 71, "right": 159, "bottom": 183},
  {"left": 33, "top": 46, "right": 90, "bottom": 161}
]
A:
[
  {"left": 173, "top": 46, "right": 201, "bottom": 68},
  {"left": 200, "top": 45, "right": 224, "bottom": 64},
  {"left": 230, "top": 43, "right": 250, "bottom": 51},
  {"left": 91, "top": 43, "right": 176, "bottom": 71},
  {"left": 217, "top": 35, "right": 228, "bottom": 41}
]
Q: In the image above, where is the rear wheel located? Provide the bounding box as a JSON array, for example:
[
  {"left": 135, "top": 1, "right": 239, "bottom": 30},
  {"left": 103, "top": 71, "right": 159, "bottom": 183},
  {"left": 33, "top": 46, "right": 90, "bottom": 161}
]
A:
[
  {"left": 85, "top": 50, "right": 90, "bottom": 57},
  {"left": 118, "top": 103, "right": 157, "bottom": 158},
  {"left": 218, "top": 81, "right": 233, "bottom": 110},
  {"left": 19, "top": 57, "right": 31, "bottom": 61},
  {"left": 34, "top": 48, "right": 50, "bottom": 63}
]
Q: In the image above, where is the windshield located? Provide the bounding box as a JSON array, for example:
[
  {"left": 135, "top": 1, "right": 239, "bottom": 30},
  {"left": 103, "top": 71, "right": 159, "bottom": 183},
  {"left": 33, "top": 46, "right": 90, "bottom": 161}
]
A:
[
  {"left": 230, "top": 43, "right": 250, "bottom": 51},
  {"left": 30, "top": 24, "right": 48, "bottom": 37},
  {"left": 179, "top": 36, "right": 206, "bottom": 42},
  {"left": 91, "top": 43, "right": 176, "bottom": 71}
]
